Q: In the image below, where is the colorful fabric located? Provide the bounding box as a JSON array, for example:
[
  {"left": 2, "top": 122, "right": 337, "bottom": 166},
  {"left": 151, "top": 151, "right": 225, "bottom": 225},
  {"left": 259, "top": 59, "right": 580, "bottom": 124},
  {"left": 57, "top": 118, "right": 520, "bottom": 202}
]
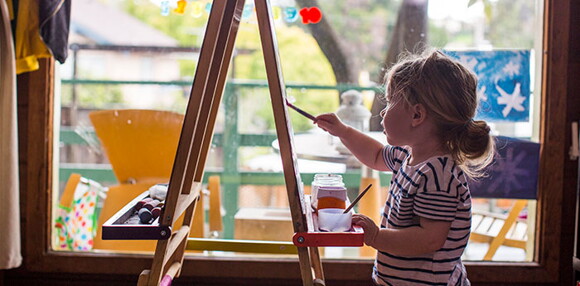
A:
[{"left": 55, "top": 178, "right": 107, "bottom": 251}]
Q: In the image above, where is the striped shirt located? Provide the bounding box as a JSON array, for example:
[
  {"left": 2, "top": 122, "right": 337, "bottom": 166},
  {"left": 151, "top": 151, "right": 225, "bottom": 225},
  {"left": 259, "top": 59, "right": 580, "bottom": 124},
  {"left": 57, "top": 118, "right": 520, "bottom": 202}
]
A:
[{"left": 373, "top": 145, "right": 472, "bottom": 286}]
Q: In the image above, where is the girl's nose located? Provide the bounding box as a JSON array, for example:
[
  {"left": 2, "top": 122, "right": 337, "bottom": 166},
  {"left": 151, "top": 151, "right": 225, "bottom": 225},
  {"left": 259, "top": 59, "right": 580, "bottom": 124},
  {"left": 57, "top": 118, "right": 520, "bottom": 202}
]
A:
[{"left": 379, "top": 109, "right": 387, "bottom": 118}]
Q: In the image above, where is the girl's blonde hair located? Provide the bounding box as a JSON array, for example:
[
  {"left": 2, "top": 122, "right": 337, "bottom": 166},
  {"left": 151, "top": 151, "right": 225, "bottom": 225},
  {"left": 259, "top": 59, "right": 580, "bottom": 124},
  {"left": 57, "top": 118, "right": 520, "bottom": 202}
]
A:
[{"left": 384, "top": 49, "right": 495, "bottom": 178}]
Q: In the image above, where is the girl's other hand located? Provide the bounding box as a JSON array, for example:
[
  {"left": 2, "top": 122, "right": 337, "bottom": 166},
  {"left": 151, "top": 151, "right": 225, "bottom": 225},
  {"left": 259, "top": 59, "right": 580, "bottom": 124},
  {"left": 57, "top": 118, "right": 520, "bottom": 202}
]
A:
[
  {"left": 315, "top": 113, "right": 349, "bottom": 137},
  {"left": 352, "top": 213, "right": 379, "bottom": 247}
]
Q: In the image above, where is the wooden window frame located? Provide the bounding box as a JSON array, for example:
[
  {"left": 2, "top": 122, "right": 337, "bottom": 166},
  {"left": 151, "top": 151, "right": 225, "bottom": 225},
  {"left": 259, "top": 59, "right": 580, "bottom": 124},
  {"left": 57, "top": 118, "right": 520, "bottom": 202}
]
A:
[{"left": 17, "top": 0, "right": 576, "bottom": 284}]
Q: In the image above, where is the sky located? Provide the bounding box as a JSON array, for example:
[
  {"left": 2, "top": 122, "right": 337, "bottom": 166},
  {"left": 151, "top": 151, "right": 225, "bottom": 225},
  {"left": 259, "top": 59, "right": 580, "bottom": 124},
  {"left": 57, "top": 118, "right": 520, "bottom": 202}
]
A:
[{"left": 428, "top": 0, "right": 484, "bottom": 22}]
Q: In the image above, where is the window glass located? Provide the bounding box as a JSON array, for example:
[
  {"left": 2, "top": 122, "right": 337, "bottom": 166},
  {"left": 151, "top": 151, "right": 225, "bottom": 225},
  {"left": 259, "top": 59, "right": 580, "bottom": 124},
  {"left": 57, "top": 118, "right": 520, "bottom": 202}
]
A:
[{"left": 54, "top": 0, "right": 541, "bottom": 262}]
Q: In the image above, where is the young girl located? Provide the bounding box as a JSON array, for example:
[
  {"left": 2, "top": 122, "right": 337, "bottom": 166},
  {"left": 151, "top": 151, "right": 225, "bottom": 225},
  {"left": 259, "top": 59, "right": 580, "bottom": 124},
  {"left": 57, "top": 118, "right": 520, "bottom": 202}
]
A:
[{"left": 315, "top": 50, "right": 494, "bottom": 286}]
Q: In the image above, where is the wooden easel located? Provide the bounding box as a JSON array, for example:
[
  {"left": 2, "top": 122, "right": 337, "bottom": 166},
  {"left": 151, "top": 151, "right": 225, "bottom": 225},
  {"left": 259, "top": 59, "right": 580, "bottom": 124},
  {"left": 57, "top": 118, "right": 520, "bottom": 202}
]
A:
[{"left": 137, "top": 0, "right": 324, "bottom": 285}]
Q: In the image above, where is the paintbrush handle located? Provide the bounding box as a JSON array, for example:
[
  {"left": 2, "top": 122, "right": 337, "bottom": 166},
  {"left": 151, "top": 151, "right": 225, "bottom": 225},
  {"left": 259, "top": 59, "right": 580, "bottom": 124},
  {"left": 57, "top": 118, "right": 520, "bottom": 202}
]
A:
[
  {"left": 343, "top": 184, "right": 373, "bottom": 214},
  {"left": 286, "top": 101, "right": 316, "bottom": 121}
]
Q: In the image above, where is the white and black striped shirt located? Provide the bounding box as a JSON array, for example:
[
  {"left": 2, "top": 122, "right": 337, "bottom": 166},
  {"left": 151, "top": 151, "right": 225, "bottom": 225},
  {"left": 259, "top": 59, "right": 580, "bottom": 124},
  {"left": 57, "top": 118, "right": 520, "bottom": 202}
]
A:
[{"left": 373, "top": 145, "right": 471, "bottom": 286}]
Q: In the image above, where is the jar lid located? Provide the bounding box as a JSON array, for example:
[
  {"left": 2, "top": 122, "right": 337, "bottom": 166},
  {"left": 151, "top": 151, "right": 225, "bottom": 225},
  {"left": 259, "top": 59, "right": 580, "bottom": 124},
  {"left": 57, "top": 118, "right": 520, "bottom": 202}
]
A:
[{"left": 314, "top": 173, "right": 342, "bottom": 178}]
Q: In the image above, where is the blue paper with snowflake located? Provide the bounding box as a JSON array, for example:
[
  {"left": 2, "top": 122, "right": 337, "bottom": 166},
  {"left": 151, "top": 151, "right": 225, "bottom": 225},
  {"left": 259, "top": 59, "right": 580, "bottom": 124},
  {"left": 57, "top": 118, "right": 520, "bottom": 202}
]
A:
[
  {"left": 444, "top": 50, "right": 531, "bottom": 122},
  {"left": 468, "top": 136, "right": 540, "bottom": 199}
]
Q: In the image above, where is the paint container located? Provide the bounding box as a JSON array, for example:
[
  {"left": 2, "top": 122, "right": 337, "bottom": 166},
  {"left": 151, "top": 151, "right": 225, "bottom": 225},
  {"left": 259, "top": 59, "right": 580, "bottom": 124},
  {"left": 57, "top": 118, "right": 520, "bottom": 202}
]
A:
[
  {"left": 311, "top": 173, "right": 344, "bottom": 208},
  {"left": 318, "top": 208, "right": 352, "bottom": 232}
]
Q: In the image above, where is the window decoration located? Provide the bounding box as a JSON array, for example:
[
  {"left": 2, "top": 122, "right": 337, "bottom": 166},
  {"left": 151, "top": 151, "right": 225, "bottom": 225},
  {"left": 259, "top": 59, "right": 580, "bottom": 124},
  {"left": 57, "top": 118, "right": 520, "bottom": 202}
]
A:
[
  {"left": 151, "top": 0, "right": 320, "bottom": 25},
  {"left": 445, "top": 50, "right": 531, "bottom": 122}
]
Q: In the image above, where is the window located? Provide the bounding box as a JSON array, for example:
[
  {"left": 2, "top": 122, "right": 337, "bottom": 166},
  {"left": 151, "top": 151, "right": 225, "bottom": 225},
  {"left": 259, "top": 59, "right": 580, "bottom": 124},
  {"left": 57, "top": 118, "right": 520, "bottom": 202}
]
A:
[{"left": 19, "top": 0, "right": 576, "bottom": 281}]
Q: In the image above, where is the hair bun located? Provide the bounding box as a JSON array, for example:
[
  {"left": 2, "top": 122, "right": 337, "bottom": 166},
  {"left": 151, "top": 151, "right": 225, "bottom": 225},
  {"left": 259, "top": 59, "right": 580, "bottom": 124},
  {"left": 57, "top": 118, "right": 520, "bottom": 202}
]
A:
[{"left": 472, "top": 120, "right": 491, "bottom": 134}]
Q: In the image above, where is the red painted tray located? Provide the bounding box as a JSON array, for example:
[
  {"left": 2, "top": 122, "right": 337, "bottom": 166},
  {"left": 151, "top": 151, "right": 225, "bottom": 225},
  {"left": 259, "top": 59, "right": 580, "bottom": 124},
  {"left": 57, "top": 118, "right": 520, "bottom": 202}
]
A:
[
  {"left": 101, "top": 191, "right": 171, "bottom": 240},
  {"left": 292, "top": 196, "right": 364, "bottom": 247}
]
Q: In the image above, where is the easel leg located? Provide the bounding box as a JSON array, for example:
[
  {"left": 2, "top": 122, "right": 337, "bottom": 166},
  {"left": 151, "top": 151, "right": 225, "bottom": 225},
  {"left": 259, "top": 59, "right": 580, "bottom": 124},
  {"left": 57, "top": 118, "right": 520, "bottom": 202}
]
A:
[
  {"left": 253, "top": 0, "right": 325, "bottom": 285},
  {"left": 296, "top": 247, "right": 315, "bottom": 286},
  {"left": 137, "top": 270, "right": 150, "bottom": 286},
  {"left": 145, "top": 198, "right": 199, "bottom": 285},
  {"left": 143, "top": 1, "right": 245, "bottom": 282},
  {"left": 309, "top": 247, "right": 325, "bottom": 286}
]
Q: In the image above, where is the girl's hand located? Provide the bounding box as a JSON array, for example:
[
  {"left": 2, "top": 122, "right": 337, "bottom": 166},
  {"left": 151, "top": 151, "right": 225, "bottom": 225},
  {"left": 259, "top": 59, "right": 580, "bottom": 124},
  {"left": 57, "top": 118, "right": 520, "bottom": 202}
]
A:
[
  {"left": 352, "top": 213, "right": 379, "bottom": 247},
  {"left": 315, "top": 113, "right": 350, "bottom": 138}
]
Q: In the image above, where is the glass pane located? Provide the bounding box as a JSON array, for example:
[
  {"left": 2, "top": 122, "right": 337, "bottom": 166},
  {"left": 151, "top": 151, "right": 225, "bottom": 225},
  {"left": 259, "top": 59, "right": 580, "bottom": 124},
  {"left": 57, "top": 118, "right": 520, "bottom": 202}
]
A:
[{"left": 53, "top": 0, "right": 542, "bottom": 263}]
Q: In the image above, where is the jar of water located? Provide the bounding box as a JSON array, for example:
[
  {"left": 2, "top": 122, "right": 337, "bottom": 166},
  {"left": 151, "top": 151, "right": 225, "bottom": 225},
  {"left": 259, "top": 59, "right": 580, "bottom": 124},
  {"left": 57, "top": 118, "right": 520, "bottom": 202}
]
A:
[{"left": 311, "top": 174, "right": 344, "bottom": 208}]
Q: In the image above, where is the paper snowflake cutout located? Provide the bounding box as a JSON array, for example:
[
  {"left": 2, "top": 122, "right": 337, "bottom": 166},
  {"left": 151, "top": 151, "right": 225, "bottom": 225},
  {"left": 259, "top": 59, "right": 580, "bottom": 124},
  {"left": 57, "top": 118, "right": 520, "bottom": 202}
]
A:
[
  {"left": 496, "top": 83, "right": 526, "bottom": 117},
  {"left": 477, "top": 85, "right": 487, "bottom": 102},
  {"left": 502, "top": 60, "right": 521, "bottom": 77},
  {"left": 484, "top": 147, "right": 529, "bottom": 197},
  {"left": 458, "top": 55, "right": 479, "bottom": 72}
]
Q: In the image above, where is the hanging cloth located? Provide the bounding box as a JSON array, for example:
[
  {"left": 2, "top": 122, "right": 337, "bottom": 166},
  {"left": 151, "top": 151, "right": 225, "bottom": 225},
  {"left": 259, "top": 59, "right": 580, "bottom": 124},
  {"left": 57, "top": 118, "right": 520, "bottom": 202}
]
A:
[
  {"left": 55, "top": 174, "right": 107, "bottom": 251},
  {"left": 13, "top": 0, "right": 52, "bottom": 74},
  {"left": 39, "top": 0, "right": 71, "bottom": 64},
  {"left": 0, "top": 0, "right": 22, "bottom": 269}
]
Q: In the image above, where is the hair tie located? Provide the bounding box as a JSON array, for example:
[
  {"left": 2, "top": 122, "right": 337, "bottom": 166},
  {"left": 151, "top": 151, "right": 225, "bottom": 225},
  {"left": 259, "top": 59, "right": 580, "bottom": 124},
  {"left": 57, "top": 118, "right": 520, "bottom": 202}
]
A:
[{"left": 462, "top": 119, "right": 473, "bottom": 129}]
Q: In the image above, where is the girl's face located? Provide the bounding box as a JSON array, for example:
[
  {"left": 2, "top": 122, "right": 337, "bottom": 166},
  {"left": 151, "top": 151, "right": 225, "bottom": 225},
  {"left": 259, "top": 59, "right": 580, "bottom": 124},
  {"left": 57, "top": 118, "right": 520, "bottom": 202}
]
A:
[{"left": 380, "top": 93, "right": 413, "bottom": 146}]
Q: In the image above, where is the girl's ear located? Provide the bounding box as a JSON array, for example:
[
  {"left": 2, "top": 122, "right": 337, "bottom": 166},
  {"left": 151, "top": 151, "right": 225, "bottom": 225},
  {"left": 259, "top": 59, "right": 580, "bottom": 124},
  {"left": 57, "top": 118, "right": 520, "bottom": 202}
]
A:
[{"left": 411, "top": 103, "right": 427, "bottom": 127}]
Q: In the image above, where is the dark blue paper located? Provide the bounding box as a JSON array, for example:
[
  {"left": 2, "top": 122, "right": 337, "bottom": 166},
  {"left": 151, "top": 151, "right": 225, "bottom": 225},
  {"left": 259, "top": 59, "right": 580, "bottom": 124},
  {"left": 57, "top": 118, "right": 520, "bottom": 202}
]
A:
[{"left": 468, "top": 136, "right": 540, "bottom": 199}]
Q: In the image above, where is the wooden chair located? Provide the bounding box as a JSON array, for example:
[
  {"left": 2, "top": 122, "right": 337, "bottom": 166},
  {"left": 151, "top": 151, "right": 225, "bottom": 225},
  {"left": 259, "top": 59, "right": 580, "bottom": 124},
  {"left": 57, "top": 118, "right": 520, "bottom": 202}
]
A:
[
  {"left": 470, "top": 200, "right": 528, "bottom": 260},
  {"left": 468, "top": 136, "right": 540, "bottom": 260}
]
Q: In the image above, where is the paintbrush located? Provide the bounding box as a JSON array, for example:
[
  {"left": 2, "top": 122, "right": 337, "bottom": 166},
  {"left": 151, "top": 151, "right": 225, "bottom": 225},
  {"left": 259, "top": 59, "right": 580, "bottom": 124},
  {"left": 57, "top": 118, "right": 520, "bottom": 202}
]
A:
[
  {"left": 343, "top": 184, "right": 373, "bottom": 214},
  {"left": 286, "top": 99, "right": 316, "bottom": 121}
]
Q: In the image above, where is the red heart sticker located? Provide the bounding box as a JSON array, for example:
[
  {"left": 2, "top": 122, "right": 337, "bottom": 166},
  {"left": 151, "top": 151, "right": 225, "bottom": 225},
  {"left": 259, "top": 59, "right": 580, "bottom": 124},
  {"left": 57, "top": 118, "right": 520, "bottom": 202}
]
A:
[{"left": 299, "top": 7, "right": 322, "bottom": 24}]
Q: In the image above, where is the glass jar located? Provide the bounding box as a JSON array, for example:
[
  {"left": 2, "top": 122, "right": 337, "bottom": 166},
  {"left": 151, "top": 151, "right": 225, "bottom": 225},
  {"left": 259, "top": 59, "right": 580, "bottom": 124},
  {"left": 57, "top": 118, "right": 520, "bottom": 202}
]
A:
[{"left": 311, "top": 173, "right": 344, "bottom": 208}]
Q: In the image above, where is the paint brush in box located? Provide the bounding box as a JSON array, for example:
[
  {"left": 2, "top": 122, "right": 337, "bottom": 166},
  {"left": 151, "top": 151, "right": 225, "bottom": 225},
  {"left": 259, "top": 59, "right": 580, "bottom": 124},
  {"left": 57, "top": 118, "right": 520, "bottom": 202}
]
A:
[{"left": 286, "top": 99, "right": 316, "bottom": 121}]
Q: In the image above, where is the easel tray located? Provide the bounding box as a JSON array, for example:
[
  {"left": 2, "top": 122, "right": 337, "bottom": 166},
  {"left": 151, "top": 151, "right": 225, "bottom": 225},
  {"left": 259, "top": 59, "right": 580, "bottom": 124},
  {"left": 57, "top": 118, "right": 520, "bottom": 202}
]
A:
[
  {"left": 101, "top": 190, "right": 171, "bottom": 240},
  {"left": 292, "top": 196, "right": 364, "bottom": 247}
]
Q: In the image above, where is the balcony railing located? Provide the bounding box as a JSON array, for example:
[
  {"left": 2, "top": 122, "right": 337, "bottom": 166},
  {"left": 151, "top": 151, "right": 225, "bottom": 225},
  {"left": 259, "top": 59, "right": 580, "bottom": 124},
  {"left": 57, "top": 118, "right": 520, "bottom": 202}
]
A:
[{"left": 59, "top": 78, "right": 390, "bottom": 238}]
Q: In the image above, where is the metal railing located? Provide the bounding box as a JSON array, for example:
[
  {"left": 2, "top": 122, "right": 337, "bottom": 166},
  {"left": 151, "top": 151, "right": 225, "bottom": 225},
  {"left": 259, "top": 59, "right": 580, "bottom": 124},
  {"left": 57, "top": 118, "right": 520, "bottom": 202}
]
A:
[{"left": 59, "top": 43, "right": 388, "bottom": 238}]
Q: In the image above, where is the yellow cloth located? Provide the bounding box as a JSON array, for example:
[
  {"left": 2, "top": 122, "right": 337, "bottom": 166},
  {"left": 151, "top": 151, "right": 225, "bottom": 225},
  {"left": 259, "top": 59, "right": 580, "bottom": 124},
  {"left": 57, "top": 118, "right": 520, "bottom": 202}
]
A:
[{"left": 13, "top": 0, "right": 52, "bottom": 74}]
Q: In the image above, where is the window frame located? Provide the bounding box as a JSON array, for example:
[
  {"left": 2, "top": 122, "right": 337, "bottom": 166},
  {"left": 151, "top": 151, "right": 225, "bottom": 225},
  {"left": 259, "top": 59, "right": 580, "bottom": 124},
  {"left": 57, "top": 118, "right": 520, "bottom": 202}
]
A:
[{"left": 18, "top": 0, "right": 575, "bottom": 284}]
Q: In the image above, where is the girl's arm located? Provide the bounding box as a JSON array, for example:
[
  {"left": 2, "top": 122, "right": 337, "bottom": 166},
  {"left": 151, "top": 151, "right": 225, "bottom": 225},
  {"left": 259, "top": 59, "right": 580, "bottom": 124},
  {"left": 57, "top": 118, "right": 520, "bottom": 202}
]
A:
[
  {"left": 352, "top": 214, "right": 451, "bottom": 256},
  {"left": 315, "top": 113, "right": 390, "bottom": 172}
]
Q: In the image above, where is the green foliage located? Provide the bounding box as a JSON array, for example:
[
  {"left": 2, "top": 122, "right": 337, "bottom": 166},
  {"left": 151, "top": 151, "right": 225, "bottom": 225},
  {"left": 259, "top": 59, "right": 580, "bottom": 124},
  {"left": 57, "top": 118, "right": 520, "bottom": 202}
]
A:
[
  {"left": 428, "top": 24, "right": 449, "bottom": 48},
  {"left": 459, "top": 0, "right": 535, "bottom": 48},
  {"left": 61, "top": 85, "right": 124, "bottom": 109},
  {"left": 122, "top": 0, "right": 208, "bottom": 46},
  {"left": 179, "top": 59, "right": 197, "bottom": 79},
  {"left": 234, "top": 24, "right": 338, "bottom": 133},
  {"left": 486, "top": 1, "right": 535, "bottom": 48},
  {"left": 315, "top": 0, "right": 399, "bottom": 76}
]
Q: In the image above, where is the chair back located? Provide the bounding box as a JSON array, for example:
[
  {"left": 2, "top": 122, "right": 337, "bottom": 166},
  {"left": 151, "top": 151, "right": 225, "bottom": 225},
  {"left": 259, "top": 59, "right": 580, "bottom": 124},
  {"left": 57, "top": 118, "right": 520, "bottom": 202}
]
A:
[{"left": 89, "top": 109, "right": 184, "bottom": 184}]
